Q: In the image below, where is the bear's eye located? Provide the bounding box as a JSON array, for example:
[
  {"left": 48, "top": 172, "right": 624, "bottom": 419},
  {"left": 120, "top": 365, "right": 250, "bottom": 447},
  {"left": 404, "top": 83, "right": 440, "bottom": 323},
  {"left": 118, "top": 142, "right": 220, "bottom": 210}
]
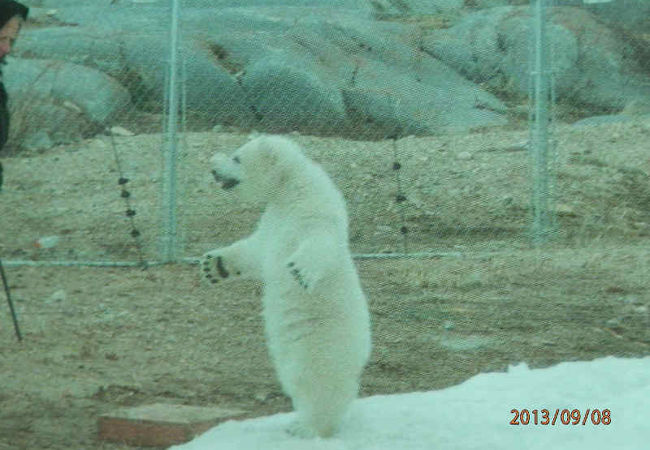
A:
[{"left": 233, "top": 156, "right": 241, "bottom": 164}]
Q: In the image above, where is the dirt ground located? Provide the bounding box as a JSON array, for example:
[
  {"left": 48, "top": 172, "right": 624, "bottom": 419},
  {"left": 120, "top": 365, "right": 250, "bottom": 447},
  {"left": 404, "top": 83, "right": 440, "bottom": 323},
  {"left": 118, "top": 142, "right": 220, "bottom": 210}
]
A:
[
  {"left": 0, "top": 120, "right": 649, "bottom": 448},
  {"left": 0, "top": 247, "right": 649, "bottom": 449}
]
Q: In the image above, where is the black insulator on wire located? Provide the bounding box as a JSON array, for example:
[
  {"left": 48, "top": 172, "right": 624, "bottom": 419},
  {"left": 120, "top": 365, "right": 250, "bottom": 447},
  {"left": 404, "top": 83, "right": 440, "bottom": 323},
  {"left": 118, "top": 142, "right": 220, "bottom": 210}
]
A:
[
  {"left": 0, "top": 259, "right": 22, "bottom": 342},
  {"left": 108, "top": 130, "right": 147, "bottom": 268},
  {"left": 391, "top": 137, "right": 410, "bottom": 253}
]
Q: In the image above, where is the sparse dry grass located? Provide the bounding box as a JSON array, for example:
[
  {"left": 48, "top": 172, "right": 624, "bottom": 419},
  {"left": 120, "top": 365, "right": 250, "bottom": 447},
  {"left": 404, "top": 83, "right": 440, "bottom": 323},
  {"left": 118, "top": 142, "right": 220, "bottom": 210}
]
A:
[{"left": 2, "top": 118, "right": 650, "bottom": 262}]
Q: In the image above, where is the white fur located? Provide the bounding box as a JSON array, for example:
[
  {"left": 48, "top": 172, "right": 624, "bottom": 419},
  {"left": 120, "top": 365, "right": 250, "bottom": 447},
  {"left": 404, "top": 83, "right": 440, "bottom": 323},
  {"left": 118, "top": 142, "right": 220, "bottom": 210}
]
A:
[{"left": 201, "top": 135, "right": 371, "bottom": 438}]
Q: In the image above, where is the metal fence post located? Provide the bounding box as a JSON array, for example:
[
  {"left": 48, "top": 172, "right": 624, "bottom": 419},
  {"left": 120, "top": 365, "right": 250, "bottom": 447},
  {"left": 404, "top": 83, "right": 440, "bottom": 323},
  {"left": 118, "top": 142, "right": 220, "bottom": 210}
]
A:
[
  {"left": 160, "top": 0, "right": 181, "bottom": 262},
  {"left": 529, "top": 0, "right": 555, "bottom": 246}
]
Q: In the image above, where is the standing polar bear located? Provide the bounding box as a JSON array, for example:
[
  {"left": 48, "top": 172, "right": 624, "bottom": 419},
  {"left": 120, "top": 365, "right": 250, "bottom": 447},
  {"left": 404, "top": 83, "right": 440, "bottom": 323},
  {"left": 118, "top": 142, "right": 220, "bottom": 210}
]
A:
[{"left": 200, "top": 135, "right": 371, "bottom": 438}]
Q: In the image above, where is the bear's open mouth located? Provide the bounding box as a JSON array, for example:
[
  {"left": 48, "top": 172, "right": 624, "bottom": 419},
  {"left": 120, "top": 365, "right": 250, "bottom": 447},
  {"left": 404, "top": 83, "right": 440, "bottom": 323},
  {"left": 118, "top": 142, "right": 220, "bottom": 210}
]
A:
[
  {"left": 211, "top": 170, "right": 240, "bottom": 190},
  {"left": 221, "top": 178, "right": 240, "bottom": 189}
]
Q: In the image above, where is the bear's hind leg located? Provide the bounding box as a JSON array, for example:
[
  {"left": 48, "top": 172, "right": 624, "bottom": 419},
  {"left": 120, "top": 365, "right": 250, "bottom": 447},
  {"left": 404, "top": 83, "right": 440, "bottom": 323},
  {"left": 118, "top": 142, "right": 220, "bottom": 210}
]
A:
[{"left": 286, "top": 373, "right": 358, "bottom": 438}]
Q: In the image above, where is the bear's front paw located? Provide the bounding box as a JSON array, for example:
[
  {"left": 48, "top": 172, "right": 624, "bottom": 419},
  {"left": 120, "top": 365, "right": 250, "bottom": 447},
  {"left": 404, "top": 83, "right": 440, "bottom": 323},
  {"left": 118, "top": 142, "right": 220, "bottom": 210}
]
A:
[
  {"left": 287, "top": 260, "right": 315, "bottom": 291},
  {"left": 200, "top": 251, "right": 238, "bottom": 285}
]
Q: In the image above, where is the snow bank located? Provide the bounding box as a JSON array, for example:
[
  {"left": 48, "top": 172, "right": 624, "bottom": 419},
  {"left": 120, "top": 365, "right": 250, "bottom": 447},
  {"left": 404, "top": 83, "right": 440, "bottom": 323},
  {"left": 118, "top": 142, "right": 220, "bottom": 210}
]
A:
[{"left": 172, "top": 356, "right": 650, "bottom": 450}]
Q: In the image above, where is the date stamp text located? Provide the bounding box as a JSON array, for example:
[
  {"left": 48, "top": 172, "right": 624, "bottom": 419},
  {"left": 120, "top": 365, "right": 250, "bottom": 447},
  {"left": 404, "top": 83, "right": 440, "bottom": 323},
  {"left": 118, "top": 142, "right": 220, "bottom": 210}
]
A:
[{"left": 510, "top": 409, "right": 611, "bottom": 426}]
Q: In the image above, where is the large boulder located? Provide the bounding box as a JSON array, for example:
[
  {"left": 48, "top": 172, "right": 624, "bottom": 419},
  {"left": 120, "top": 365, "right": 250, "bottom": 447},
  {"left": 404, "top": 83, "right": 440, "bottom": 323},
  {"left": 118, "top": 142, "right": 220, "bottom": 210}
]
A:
[
  {"left": 14, "top": 2, "right": 509, "bottom": 138},
  {"left": 3, "top": 58, "right": 131, "bottom": 150},
  {"left": 275, "top": 16, "right": 507, "bottom": 136},
  {"left": 423, "top": 6, "right": 650, "bottom": 112},
  {"left": 7, "top": 97, "right": 92, "bottom": 152},
  {"left": 4, "top": 58, "right": 131, "bottom": 124},
  {"left": 184, "top": 0, "right": 369, "bottom": 7},
  {"left": 571, "top": 0, "right": 650, "bottom": 33},
  {"left": 122, "top": 36, "right": 259, "bottom": 127},
  {"left": 182, "top": 5, "right": 510, "bottom": 135},
  {"left": 15, "top": 27, "right": 124, "bottom": 76},
  {"left": 552, "top": 9, "right": 650, "bottom": 111},
  {"left": 240, "top": 52, "right": 348, "bottom": 134}
]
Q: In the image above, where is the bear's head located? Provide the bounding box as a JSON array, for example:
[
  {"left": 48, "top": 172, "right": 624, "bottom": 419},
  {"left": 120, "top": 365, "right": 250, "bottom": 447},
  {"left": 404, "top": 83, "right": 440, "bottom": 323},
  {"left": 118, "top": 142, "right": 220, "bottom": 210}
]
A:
[{"left": 210, "top": 135, "right": 306, "bottom": 203}]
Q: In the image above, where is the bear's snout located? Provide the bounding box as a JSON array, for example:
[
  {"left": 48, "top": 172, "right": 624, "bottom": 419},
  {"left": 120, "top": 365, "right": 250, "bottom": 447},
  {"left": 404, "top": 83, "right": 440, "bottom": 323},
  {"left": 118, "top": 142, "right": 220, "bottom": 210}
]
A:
[{"left": 211, "top": 169, "right": 240, "bottom": 190}]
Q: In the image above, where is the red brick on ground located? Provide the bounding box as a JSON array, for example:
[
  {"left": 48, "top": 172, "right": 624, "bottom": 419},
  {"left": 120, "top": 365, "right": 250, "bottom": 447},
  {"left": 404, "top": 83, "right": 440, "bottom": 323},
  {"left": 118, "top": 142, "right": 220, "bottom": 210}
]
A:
[{"left": 98, "top": 403, "right": 246, "bottom": 447}]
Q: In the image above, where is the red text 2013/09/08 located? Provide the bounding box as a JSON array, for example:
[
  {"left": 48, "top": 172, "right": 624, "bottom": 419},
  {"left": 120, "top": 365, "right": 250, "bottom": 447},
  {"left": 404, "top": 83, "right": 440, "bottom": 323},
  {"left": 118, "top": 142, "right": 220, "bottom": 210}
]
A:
[{"left": 510, "top": 408, "right": 612, "bottom": 426}]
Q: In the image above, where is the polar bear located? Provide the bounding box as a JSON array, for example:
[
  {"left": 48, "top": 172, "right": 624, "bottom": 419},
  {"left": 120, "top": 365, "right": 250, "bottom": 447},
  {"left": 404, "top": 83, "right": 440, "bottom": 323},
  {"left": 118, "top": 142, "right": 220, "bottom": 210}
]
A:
[{"left": 200, "top": 135, "right": 371, "bottom": 438}]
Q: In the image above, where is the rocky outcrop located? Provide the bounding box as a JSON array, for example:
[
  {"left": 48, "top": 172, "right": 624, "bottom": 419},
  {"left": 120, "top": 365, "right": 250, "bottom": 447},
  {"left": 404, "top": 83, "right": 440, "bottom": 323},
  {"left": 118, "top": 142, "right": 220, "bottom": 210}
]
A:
[{"left": 6, "top": 1, "right": 648, "bottom": 146}]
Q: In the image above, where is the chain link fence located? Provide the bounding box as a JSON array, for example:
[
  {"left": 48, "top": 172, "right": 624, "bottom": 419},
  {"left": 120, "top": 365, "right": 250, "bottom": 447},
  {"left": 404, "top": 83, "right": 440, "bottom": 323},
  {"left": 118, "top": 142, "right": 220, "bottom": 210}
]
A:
[
  {"left": 2, "top": 0, "right": 173, "bottom": 265},
  {"left": 0, "top": 0, "right": 648, "bottom": 265},
  {"left": 1, "top": 3, "right": 648, "bottom": 448}
]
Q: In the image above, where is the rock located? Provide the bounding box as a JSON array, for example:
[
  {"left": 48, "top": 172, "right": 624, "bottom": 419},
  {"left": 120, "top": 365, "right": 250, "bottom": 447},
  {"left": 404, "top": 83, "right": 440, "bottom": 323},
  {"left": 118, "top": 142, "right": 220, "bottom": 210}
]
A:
[
  {"left": 573, "top": 115, "right": 631, "bottom": 127},
  {"left": 15, "top": 27, "right": 125, "bottom": 75},
  {"left": 5, "top": 58, "right": 131, "bottom": 124},
  {"left": 469, "top": 0, "right": 511, "bottom": 7},
  {"left": 580, "top": 0, "right": 650, "bottom": 33},
  {"left": 195, "top": 9, "right": 507, "bottom": 136},
  {"left": 254, "top": 392, "right": 271, "bottom": 403},
  {"left": 133, "top": 37, "right": 259, "bottom": 126},
  {"left": 240, "top": 52, "right": 347, "bottom": 133},
  {"left": 17, "top": 24, "right": 257, "bottom": 126},
  {"left": 110, "top": 126, "right": 135, "bottom": 137},
  {"left": 28, "top": 0, "right": 93, "bottom": 6},
  {"left": 499, "top": 14, "right": 580, "bottom": 96},
  {"left": 35, "top": 235, "right": 60, "bottom": 249},
  {"left": 5, "top": 58, "right": 128, "bottom": 149},
  {"left": 342, "top": 86, "right": 427, "bottom": 138},
  {"left": 15, "top": 3, "right": 510, "bottom": 137},
  {"left": 17, "top": 1, "right": 650, "bottom": 139},
  {"left": 438, "top": 334, "right": 493, "bottom": 351},
  {"left": 183, "top": 0, "right": 368, "bottom": 7},
  {"left": 554, "top": 9, "right": 650, "bottom": 111},
  {"left": 25, "top": 7, "right": 66, "bottom": 26},
  {"left": 423, "top": 6, "right": 650, "bottom": 113},
  {"left": 555, "top": 203, "right": 576, "bottom": 217},
  {"left": 622, "top": 99, "right": 650, "bottom": 117},
  {"left": 369, "top": 0, "right": 463, "bottom": 19},
  {"left": 23, "top": 130, "right": 53, "bottom": 152},
  {"left": 423, "top": 7, "right": 514, "bottom": 84},
  {"left": 62, "top": 101, "right": 83, "bottom": 114},
  {"left": 308, "top": 17, "right": 506, "bottom": 135},
  {"left": 46, "top": 289, "right": 67, "bottom": 304},
  {"left": 8, "top": 95, "right": 91, "bottom": 150}
]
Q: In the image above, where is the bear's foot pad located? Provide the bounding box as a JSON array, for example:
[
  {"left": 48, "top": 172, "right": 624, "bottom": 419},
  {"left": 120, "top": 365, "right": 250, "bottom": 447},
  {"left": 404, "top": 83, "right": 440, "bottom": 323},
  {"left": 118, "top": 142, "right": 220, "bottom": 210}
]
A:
[{"left": 98, "top": 403, "right": 246, "bottom": 447}]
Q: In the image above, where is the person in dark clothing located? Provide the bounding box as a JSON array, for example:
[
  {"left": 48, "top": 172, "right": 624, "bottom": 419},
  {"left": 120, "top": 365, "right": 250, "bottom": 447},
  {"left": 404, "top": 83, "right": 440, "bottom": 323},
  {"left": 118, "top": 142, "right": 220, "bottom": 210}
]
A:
[{"left": 0, "top": 0, "right": 28, "bottom": 191}]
